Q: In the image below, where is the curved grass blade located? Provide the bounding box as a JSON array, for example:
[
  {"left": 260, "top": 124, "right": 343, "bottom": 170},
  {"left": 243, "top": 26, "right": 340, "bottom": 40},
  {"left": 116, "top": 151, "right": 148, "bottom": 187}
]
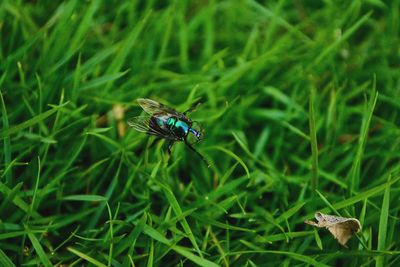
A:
[
  {"left": 0, "top": 102, "right": 69, "bottom": 139},
  {"left": 210, "top": 146, "right": 250, "bottom": 178}
]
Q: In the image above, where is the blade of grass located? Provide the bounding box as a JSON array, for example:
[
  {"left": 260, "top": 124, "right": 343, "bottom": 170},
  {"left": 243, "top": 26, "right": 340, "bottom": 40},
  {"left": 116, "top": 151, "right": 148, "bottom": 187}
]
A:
[
  {"left": 348, "top": 81, "right": 378, "bottom": 194},
  {"left": 155, "top": 180, "right": 203, "bottom": 258},
  {"left": 106, "top": 202, "right": 114, "bottom": 267},
  {"left": 142, "top": 224, "right": 219, "bottom": 267},
  {"left": 115, "top": 213, "right": 147, "bottom": 257},
  {"left": 0, "top": 102, "right": 69, "bottom": 139},
  {"left": 313, "top": 228, "right": 323, "bottom": 250},
  {"left": 0, "top": 248, "right": 15, "bottom": 267},
  {"left": 210, "top": 146, "right": 250, "bottom": 178},
  {"left": 302, "top": 176, "right": 400, "bottom": 221},
  {"left": 67, "top": 247, "right": 107, "bottom": 267},
  {"left": 247, "top": 0, "right": 312, "bottom": 43},
  {"left": 61, "top": 195, "right": 108, "bottom": 201},
  {"left": 0, "top": 182, "right": 41, "bottom": 219},
  {"left": 0, "top": 230, "right": 46, "bottom": 240},
  {"left": 27, "top": 232, "right": 52, "bottom": 267},
  {"left": 210, "top": 229, "right": 229, "bottom": 266},
  {"left": 312, "top": 11, "right": 372, "bottom": 66},
  {"left": 375, "top": 175, "right": 392, "bottom": 267},
  {"left": 86, "top": 156, "right": 123, "bottom": 230},
  {"left": 27, "top": 157, "right": 41, "bottom": 221},
  {"left": 309, "top": 86, "right": 318, "bottom": 191},
  {"left": 229, "top": 248, "right": 330, "bottom": 267},
  {"left": 105, "top": 10, "right": 152, "bottom": 90},
  {"left": 146, "top": 236, "right": 154, "bottom": 267},
  {"left": 0, "top": 89, "right": 12, "bottom": 184},
  {"left": 79, "top": 70, "right": 129, "bottom": 91},
  {"left": 255, "top": 231, "right": 313, "bottom": 244},
  {"left": 276, "top": 201, "right": 306, "bottom": 224},
  {"left": 0, "top": 182, "right": 22, "bottom": 214}
]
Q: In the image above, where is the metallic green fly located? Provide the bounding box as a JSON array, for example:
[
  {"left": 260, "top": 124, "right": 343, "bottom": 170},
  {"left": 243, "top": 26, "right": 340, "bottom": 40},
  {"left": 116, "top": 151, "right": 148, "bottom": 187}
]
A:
[{"left": 128, "top": 98, "right": 210, "bottom": 167}]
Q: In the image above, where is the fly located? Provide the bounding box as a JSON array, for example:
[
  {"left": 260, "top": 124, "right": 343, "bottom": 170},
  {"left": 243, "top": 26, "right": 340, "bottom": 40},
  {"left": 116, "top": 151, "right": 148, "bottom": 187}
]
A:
[{"left": 128, "top": 98, "right": 210, "bottom": 167}]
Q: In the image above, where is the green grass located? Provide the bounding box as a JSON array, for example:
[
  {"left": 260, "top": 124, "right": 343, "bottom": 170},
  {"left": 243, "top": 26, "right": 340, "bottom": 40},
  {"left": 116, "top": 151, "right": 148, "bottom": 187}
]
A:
[{"left": 1, "top": 0, "right": 400, "bottom": 266}]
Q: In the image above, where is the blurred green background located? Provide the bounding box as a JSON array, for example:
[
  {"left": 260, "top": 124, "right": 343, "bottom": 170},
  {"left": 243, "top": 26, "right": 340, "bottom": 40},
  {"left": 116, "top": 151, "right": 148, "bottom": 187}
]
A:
[{"left": 0, "top": 0, "right": 399, "bottom": 266}]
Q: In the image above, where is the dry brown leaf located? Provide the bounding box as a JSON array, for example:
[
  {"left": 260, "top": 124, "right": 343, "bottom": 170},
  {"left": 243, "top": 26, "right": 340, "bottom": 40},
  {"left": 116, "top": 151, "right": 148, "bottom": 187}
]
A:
[
  {"left": 305, "top": 212, "right": 361, "bottom": 247},
  {"left": 112, "top": 104, "right": 125, "bottom": 121},
  {"left": 112, "top": 104, "right": 126, "bottom": 137}
]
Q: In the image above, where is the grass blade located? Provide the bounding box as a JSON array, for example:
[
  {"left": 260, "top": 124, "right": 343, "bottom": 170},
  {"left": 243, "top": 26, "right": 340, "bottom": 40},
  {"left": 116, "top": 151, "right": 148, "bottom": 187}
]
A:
[
  {"left": 27, "top": 232, "right": 52, "bottom": 267},
  {"left": 375, "top": 176, "right": 392, "bottom": 267},
  {"left": 142, "top": 224, "right": 218, "bottom": 267},
  {"left": 211, "top": 146, "right": 250, "bottom": 178},
  {"left": 67, "top": 247, "right": 107, "bottom": 267},
  {"left": 348, "top": 83, "right": 378, "bottom": 193},
  {"left": 0, "top": 102, "right": 69, "bottom": 139},
  {"left": 156, "top": 181, "right": 203, "bottom": 258},
  {"left": 312, "top": 12, "right": 372, "bottom": 66},
  {"left": 61, "top": 194, "right": 108, "bottom": 201},
  {"left": 0, "top": 89, "right": 12, "bottom": 184},
  {"left": 309, "top": 86, "right": 319, "bottom": 191},
  {"left": 0, "top": 248, "right": 15, "bottom": 267}
]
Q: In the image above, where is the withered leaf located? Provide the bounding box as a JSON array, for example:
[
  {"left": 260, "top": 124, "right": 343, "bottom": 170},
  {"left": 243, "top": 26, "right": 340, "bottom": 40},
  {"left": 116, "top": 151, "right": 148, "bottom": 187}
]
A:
[
  {"left": 112, "top": 104, "right": 126, "bottom": 137},
  {"left": 305, "top": 212, "right": 361, "bottom": 247}
]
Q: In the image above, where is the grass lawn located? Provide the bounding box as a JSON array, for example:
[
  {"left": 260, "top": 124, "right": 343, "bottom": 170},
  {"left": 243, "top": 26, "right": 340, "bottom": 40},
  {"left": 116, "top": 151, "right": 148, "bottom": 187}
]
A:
[{"left": 1, "top": 0, "right": 399, "bottom": 266}]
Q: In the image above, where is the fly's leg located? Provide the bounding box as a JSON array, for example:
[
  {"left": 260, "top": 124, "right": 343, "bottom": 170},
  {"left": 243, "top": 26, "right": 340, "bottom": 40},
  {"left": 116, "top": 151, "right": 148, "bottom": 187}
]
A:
[
  {"left": 184, "top": 141, "right": 210, "bottom": 168},
  {"left": 149, "top": 137, "right": 162, "bottom": 149},
  {"left": 183, "top": 101, "right": 201, "bottom": 115},
  {"left": 167, "top": 141, "right": 175, "bottom": 155}
]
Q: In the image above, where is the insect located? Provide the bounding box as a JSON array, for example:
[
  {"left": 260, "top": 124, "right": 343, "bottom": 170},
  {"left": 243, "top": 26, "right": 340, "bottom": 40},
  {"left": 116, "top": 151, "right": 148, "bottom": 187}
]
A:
[
  {"left": 128, "top": 98, "right": 210, "bottom": 167},
  {"left": 305, "top": 212, "right": 361, "bottom": 247}
]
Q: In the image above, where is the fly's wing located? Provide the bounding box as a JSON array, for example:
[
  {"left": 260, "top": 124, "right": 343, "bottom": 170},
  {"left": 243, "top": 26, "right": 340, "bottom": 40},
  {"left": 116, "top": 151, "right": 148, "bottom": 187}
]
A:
[
  {"left": 127, "top": 116, "right": 178, "bottom": 140},
  {"left": 137, "top": 98, "right": 178, "bottom": 116},
  {"left": 127, "top": 116, "right": 168, "bottom": 138},
  {"left": 127, "top": 116, "right": 150, "bottom": 133}
]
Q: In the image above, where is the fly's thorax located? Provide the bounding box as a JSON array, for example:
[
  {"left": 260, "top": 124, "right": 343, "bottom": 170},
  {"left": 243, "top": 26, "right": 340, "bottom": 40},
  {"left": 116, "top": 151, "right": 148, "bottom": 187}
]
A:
[
  {"left": 155, "top": 116, "right": 188, "bottom": 139},
  {"left": 172, "top": 118, "right": 190, "bottom": 138}
]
